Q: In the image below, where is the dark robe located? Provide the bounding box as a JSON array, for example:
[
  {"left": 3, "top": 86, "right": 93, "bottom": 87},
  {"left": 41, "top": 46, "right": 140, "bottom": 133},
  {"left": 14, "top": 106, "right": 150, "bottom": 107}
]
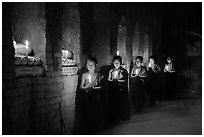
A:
[
  {"left": 146, "top": 64, "right": 161, "bottom": 106},
  {"left": 164, "top": 63, "right": 177, "bottom": 100},
  {"left": 81, "top": 73, "right": 104, "bottom": 134},
  {"left": 108, "top": 66, "right": 130, "bottom": 123},
  {"left": 131, "top": 66, "right": 147, "bottom": 112}
]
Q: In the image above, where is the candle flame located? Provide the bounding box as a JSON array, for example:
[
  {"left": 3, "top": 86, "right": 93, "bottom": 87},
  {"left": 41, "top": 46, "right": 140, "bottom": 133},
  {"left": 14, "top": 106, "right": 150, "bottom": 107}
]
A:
[
  {"left": 136, "top": 69, "right": 139, "bottom": 75},
  {"left": 166, "top": 65, "right": 169, "bottom": 71},
  {"left": 88, "top": 75, "right": 91, "bottom": 83},
  {"left": 13, "top": 40, "right": 16, "bottom": 46},
  {"left": 65, "top": 50, "right": 68, "bottom": 58},
  {"left": 117, "top": 51, "right": 119, "bottom": 56},
  {"left": 114, "top": 70, "right": 118, "bottom": 79},
  {"left": 25, "top": 40, "right": 29, "bottom": 49}
]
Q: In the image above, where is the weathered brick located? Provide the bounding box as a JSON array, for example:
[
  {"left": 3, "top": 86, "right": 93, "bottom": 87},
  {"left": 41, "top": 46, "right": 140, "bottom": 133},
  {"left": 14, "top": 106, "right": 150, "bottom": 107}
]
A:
[
  {"left": 16, "top": 78, "right": 32, "bottom": 87},
  {"left": 47, "top": 103, "right": 59, "bottom": 112},
  {"left": 12, "top": 94, "right": 31, "bottom": 106},
  {"left": 37, "top": 105, "right": 47, "bottom": 113},
  {"left": 37, "top": 99, "right": 46, "bottom": 106},
  {"left": 36, "top": 77, "right": 48, "bottom": 84}
]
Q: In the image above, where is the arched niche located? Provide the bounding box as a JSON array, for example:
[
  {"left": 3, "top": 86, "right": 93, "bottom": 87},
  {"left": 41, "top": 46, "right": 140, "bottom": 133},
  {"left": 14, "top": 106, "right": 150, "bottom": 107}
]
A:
[{"left": 11, "top": 3, "right": 45, "bottom": 77}]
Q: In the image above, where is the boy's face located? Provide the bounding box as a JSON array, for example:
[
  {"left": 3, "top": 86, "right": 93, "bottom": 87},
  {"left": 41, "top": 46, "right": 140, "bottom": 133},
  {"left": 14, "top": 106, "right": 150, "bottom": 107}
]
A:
[
  {"left": 149, "top": 58, "right": 154, "bottom": 64},
  {"left": 136, "top": 59, "right": 142, "bottom": 67},
  {"left": 86, "top": 60, "right": 96, "bottom": 72},
  {"left": 167, "top": 58, "right": 171, "bottom": 63},
  {"left": 113, "top": 59, "right": 121, "bottom": 69}
]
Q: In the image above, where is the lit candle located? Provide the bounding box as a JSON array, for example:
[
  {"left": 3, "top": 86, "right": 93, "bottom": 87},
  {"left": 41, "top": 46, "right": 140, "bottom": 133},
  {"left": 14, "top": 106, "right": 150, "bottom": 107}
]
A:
[
  {"left": 13, "top": 39, "right": 17, "bottom": 55},
  {"left": 25, "top": 40, "right": 29, "bottom": 57},
  {"left": 114, "top": 70, "right": 118, "bottom": 79},
  {"left": 65, "top": 50, "right": 68, "bottom": 59},
  {"left": 117, "top": 51, "right": 119, "bottom": 56},
  {"left": 88, "top": 74, "right": 91, "bottom": 83},
  {"left": 166, "top": 65, "right": 169, "bottom": 71},
  {"left": 135, "top": 68, "right": 139, "bottom": 75},
  {"left": 25, "top": 40, "right": 29, "bottom": 49},
  {"left": 13, "top": 40, "right": 16, "bottom": 46}
]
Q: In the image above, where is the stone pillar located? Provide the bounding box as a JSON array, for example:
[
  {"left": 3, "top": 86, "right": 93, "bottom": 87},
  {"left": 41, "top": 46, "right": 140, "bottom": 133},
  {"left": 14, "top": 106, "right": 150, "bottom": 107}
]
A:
[
  {"left": 92, "top": 3, "right": 111, "bottom": 66},
  {"left": 117, "top": 16, "right": 127, "bottom": 65},
  {"left": 62, "top": 3, "right": 80, "bottom": 67},
  {"left": 125, "top": 23, "right": 134, "bottom": 73},
  {"left": 45, "top": 3, "right": 64, "bottom": 71},
  {"left": 143, "top": 26, "right": 150, "bottom": 65},
  {"left": 132, "top": 22, "right": 140, "bottom": 58},
  {"left": 80, "top": 3, "right": 94, "bottom": 66},
  {"left": 2, "top": 3, "right": 15, "bottom": 134}
]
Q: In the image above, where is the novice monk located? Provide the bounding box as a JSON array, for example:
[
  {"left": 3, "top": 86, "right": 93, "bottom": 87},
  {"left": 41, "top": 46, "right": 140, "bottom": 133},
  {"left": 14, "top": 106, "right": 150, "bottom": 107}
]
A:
[
  {"left": 108, "top": 56, "right": 130, "bottom": 124},
  {"left": 131, "top": 56, "right": 147, "bottom": 112},
  {"left": 80, "top": 57, "right": 104, "bottom": 134},
  {"left": 146, "top": 56, "right": 161, "bottom": 106},
  {"left": 164, "top": 56, "right": 176, "bottom": 100}
]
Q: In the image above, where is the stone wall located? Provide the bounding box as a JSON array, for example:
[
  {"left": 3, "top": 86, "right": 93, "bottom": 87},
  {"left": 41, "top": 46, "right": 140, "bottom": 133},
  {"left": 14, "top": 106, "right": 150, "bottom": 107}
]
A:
[
  {"left": 3, "top": 3, "right": 79, "bottom": 134},
  {"left": 3, "top": 73, "right": 78, "bottom": 134},
  {"left": 91, "top": 3, "right": 112, "bottom": 66}
]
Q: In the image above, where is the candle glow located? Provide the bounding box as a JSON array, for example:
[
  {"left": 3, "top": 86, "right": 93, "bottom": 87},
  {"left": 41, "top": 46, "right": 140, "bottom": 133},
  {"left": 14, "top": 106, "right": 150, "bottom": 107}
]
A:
[
  {"left": 88, "top": 74, "right": 91, "bottom": 83},
  {"left": 13, "top": 40, "right": 16, "bottom": 46},
  {"left": 117, "top": 51, "right": 119, "bottom": 56},
  {"left": 114, "top": 70, "right": 118, "bottom": 79},
  {"left": 65, "top": 50, "right": 68, "bottom": 58},
  {"left": 135, "top": 69, "right": 139, "bottom": 75},
  {"left": 25, "top": 40, "right": 29, "bottom": 49},
  {"left": 166, "top": 65, "right": 169, "bottom": 71}
]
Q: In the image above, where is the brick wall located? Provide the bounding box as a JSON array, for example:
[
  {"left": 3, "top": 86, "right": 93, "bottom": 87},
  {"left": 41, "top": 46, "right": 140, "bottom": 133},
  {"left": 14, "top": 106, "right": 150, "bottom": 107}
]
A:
[
  {"left": 178, "top": 56, "right": 202, "bottom": 96},
  {"left": 3, "top": 3, "right": 79, "bottom": 134},
  {"left": 3, "top": 74, "right": 78, "bottom": 134}
]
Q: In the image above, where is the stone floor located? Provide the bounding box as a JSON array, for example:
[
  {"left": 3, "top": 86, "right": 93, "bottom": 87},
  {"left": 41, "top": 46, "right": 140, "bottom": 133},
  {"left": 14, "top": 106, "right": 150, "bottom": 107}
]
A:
[{"left": 97, "top": 98, "right": 202, "bottom": 135}]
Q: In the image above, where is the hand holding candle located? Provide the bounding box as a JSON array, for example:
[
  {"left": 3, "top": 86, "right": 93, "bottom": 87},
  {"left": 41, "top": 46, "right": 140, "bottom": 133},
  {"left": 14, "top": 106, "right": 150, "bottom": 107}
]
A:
[
  {"left": 86, "top": 74, "right": 93, "bottom": 90},
  {"left": 135, "top": 68, "right": 139, "bottom": 75},
  {"left": 166, "top": 65, "right": 169, "bottom": 71},
  {"left": 88, "top": 74, "right": 91, "bottom": 83},
  {"left": 113, "top": 70, "right": 118, "bottom": 79}
]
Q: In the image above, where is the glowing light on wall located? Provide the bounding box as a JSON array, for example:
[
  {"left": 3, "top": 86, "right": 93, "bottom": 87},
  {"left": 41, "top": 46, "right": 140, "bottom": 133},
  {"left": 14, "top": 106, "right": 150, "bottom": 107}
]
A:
[{"left": 25, "top": 40, "right": 29, "bottom": 49}]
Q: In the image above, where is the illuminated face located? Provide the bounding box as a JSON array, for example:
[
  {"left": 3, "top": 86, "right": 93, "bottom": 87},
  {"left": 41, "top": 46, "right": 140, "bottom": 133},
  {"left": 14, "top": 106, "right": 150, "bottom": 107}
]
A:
[
  {"left": 113, "top": 59, "right": 121, "bottom": 69},
  {"left": 149, "top": 58, "right": 154, "bottom": 64},
  {"left": 167, "top": 58, "right": 172, "bottom": 63},
  {"left": 136, "top": 59, "right": 142, "bottom": 67},
  {"left": 86, "top": 60, "right": 96, "bottom": 72}
]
